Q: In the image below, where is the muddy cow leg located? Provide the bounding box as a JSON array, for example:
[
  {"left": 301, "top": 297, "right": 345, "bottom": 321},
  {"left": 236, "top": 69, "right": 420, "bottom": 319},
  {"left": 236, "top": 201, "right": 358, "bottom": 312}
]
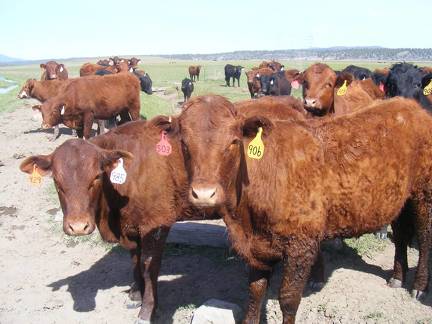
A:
[
  {"left": 308, "top": 249, "right": 325, "bottom": 290},
  {"left": 97, "top": 119, "right": 106, "bottom": 135},
  {"left": 410, "top": 193, "right": 432, "bottom": 299},
  {"left": 50, "top": 125, "right": 60, "bottom": 141},
  {"left": 243, "top": 266, "right": 273, "bottom": 324},
  {"left": 279, "top": 238, "right": 319, "bottom": 324},
  {"left": 137, "top": 226, "right": 170, "bottom": 323},
  {"left": 82, "top": 112, "right": 94, "bottom": 139},
  {"left": 129, "top": 248, "right": 143, "bottom": 302},
  {"left": 389, "top": 201, "right": 414, "bottom": 288}
]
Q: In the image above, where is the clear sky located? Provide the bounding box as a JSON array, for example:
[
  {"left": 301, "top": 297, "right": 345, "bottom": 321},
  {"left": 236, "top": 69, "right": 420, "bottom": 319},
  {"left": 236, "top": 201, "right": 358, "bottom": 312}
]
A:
[{"left": 1, "top": 0, "right": 430, "bottom": 60}]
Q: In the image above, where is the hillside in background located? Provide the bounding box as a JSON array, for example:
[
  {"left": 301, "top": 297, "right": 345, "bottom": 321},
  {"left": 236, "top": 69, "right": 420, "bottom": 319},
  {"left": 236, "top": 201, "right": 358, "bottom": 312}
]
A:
[
  {"left": 0, "top": 54, "right": 22, "bottom": 63},
  {"left": 159, "top": 47, "right": 432, "bottom": 61}
]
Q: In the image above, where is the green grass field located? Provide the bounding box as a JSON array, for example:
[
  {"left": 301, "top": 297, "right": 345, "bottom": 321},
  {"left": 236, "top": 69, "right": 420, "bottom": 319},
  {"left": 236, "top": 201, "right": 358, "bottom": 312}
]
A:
[{"left": 1, "top": 58, "right": 431, "bottom": 117}]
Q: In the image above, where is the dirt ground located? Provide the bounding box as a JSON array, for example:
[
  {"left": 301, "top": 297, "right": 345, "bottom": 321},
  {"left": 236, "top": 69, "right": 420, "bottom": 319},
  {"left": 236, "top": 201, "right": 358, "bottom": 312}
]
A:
[{"left": 0, "top": 104, "right": 431, "bottom": 324}]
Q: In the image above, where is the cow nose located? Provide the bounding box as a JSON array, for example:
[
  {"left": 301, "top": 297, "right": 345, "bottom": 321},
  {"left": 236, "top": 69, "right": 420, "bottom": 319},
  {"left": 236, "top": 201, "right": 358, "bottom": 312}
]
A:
[
  {"left": 65, "top": 221, "right": 94, "bottom": 236},
  {"left": 190, "top": 185, "right": 219, "bottom": 207},
  {"left": 304, "top": 98, "right": 317, "bottom": 107},
  {"left": 51, "top": 74, "right": 57, "bottom": 79}
]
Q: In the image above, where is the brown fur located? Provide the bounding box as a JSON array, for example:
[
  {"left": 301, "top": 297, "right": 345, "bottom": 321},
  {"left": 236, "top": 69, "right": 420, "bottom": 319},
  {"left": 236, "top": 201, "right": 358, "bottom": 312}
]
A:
[
  {"left": 188, "top": 65, "right": 201, "bottom": 82},
  {"left": 128, "top": 57, "right": 141, "bottom": 68},
  {"left": 245, "top": 67, "right": 274, "bottom": 98},
  {"left": 79, "top": 63, "right": 118, "bottom": 77},
  {"left": 258, "top": 60, "right": 284, "bottom": 72},
  {"left": 34, "top": 73, "right": 140, "bottom": 139},
  {"left": 19, "top": 120, "right": 216, "bottom": 322},
  {"left": 158, "top": 95, "right": 432, "bottom": 323},
  {"left": 40, "top": 61, "right": 68, "bottom": 80},
  {"left": 17, "top": 79, "right": 72, "bottom": 101}
]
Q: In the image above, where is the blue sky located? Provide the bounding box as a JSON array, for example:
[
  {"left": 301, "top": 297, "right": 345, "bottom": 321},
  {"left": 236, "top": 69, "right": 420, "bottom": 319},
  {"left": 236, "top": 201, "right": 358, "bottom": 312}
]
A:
[{"left": 1, "top": 0, "right": 430, "bottom": 60}]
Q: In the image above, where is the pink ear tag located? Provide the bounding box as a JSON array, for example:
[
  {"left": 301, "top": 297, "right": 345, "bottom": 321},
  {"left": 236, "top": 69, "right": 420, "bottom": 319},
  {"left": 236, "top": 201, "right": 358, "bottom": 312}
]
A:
[
  {"left": 156, "top": 131, "right": 172, "bottom": 156},
  {"left": 379, "top": 83, "right": 385, "bottom": 92},
  {"left": 291, "top": 80, "right": 300, "bottom": 89}
]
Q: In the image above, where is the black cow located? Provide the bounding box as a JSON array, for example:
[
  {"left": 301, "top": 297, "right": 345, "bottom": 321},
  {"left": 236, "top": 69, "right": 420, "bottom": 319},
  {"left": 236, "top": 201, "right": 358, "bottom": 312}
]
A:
[
  {"left": 258, "top": 71, "right": 292, "bottom": 96},
  {"left": 132, "top": 69, "right": 153, "bottom": 94},
  {"left": 224, "top": 64, "right": 243, "bottom": 87},
  {"left": 385, "top": 63, "right": 430, "bottom": 111},
  {"left": 95, "top": 69, "right": 114, "bottom": 76},
  {"left": 341, "top": 65, "right": 373, "bottom": 80},
  {"left": 181, "top": 78, "right": 194, "bottom": 102}
]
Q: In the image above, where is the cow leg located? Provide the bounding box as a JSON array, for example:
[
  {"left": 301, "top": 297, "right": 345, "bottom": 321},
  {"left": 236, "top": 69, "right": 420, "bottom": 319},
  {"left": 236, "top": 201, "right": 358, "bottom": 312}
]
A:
[
  {"left": 137, "top": 226, "right": 170, "bottom": 322},
  {"left": 97, "top": 119, "right": 106, "bottom": 135},
  {"left": 237, "top": 78, "right": 240, "bottom": 87},
  {"left": 71, "top": 129, "right": 77, "bottom": 137},
  {"left": 279, "top": 238, "right": 319, "bottom": 324},
  {"left": 50, "top": 125, "right": 60, "bottom": 141},
  {"left": 226, "top": 77, "right": 230, "bottom": 87},
  {"left": 243, "top": 267, "right": 272, "bottom": 324},
  {"left": 308, "top": 250, "right": 325, "bottom": 290},
  {"left": 410, "top": 194, "right": 432, "bottom": 299},
  {"left": 82, "top": 112, "right": 94, "bottom": 139},
  {"left": 389, "top": 202, "right": 413, "bottom": 288},
  {"left": 76, "top": 127, "right": 84, "bottom": 139},
  {"left": 129, "top": 248, "right": 143, "bottom": 302}
]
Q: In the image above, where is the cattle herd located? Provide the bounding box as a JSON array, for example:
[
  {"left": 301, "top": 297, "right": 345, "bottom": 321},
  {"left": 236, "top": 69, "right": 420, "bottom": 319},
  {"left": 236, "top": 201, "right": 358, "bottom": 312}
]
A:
[{"left": 16, "top": 57, "right": 432, "bottom": 323}]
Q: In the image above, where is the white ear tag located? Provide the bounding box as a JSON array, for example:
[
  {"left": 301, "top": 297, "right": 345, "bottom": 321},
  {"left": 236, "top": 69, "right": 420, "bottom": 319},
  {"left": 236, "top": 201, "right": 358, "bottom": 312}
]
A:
[
  {"left": 60, "top": 105, "right": 65, "bottom": 115},
  {"left": 129, "top": 67, "right": 133, "bottom": 72},
  {"left": 59, "top": 66, "right": 64, "bottom": 72},
  {"left": 110, "top": 158, "right": 127, "bottom": 184},
  {"left": 270, "top": 80, "right": 274, "bottom": 85}
]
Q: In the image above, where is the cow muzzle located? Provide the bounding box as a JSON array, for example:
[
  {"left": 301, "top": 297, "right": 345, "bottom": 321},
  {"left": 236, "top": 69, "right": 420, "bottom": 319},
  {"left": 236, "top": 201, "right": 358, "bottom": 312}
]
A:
[
  {"left": 304, "top": 98, "right": 318, "bottom": 108},
  {"left": 64, "top": 219, "right": 95, "bottom": 236},
  {"left": 49, "top": 74, "right": 57, "bottom": 80},
  {"left": 189, "top": 182, "right": 223, "bottom": 207}
]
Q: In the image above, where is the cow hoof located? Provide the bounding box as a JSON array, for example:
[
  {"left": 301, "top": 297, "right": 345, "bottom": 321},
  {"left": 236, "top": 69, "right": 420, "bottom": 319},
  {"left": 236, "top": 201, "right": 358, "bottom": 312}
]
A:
[
  {"left": 387, "top": 278, "right": 403, "bottom": 288},
  {"left": 308, "top": 281, "right": 324, "bottom": 291},
  {"left": 135, "top": 319, "right": 150, "bottom": 324},
  {"left": 126, "top": 301, "right": 142, "bottom": 309},
  {"left": 411, "top": 289, "right": 427, "bottom": 301},
  {"left": 129, "top": 289, "right": 142, "bottom": 302}
]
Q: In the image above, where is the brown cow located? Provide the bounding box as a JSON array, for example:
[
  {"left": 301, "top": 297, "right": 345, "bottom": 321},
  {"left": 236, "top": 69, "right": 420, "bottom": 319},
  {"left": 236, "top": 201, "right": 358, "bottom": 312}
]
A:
[
  {"left": 97, "top": 58, "right": 114, "bottom": 66},
  {"left": 19, "top": 120, "right": 217, "bottom": 322},
  {"left": 33, "top": 73, "right": 140, "bottom": 139},
  {"left": 188, "top": 65, "right": 201, "bottom": 82},
  {"left": 128, "top": 57, "right": 141, "bottom": 68},
  {"left": 245, "top": 67, "right": 274, "bottom": 98},
  {"left": 258, "top": 60, "right": 284, "bottom": 72},
  {"left": 153, "top": 95, "right": 432, "bottom": 323},
  {"left": 40, "top": 61, "right": 68, "bottom": 80},
  {"left": 79, "top": 63, "right": 118, "bottom": 77}
]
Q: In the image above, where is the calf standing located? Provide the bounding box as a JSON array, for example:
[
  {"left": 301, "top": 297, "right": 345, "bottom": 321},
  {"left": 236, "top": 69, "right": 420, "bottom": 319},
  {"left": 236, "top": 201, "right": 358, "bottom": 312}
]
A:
[
  {"left": 188, "top": 65, "right": 201, "bottom": 82},
  {"left": 224, "top": 64, "right": 243, "bottom": 87}
]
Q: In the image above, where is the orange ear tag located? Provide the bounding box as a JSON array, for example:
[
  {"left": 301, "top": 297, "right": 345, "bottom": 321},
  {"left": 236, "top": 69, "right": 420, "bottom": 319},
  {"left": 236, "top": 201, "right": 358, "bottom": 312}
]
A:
[
  {"left": 424, "top": 80, "right": 432, "bottom": 96},
  {"left": 156, "top": 131, "right": 172, "bottom": 156},
  {"left": 291, "top": 80, "right": 300, "bottom": 89},
  {"left": 110, "top": 158, "right": 127, "bottom": 184},
  {"left": 337, "top": 80, "right": 348, "bottom": 96},
  {"left": 247, "top": 127, "right": 264, "bottom": 160},
  {"left": 30, "top": 165, "right": 42, "bottom": 185}
]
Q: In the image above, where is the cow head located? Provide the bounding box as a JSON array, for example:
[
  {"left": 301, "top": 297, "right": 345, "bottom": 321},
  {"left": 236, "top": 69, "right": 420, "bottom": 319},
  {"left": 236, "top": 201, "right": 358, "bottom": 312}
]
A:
[
  {"left": 258, "top": 74, "right": 275, "bottom": 96},
  {"left": 129, "top": 57, "right": 141, "bottom": 68},
  {"left": 20, "top": 140, "right": 133, "bottom": 236},
  {"left": 151, "top": 95, "right": 272, "bottom": 209},
  {"left": 32, "top": 99, "right": 64, "bottom": 128},
  {"left": 386, "top": 63, "right": 425, "bottom": 102},
  {"left": 298, "top": 63, "right": 337, "bottom": 116},
  {"left": 40, "top": 61, "right": 63, "bottom": 80},
  {"left": 17, "top": 79, "right": 36, "bottom": 99}
]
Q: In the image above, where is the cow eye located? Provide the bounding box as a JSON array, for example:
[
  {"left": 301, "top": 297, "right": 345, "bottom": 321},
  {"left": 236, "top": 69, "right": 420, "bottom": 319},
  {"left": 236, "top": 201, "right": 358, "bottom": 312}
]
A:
[{"left": 326, "top": 83, "right": 332, "bottom": 88}]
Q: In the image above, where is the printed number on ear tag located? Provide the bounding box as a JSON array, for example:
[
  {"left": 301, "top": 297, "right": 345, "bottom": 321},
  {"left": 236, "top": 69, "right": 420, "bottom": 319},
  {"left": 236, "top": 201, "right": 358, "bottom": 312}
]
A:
[
  {"left": 247, "top": 127, "right": 264, "bottom": 160},
  {"left": 156, "top": 131, "right": 172, "bottom": 156},
  {"left": 110, "top": 158, "right": 127, "bottom": 184},
  {"left": 337, "top": 80, "right": 348, "bottom": 96},
  {"left": 30, "top": 165, "right": 42, "bottom": 185},
  {"left": 291, "top": 80, "right": 300, "bottom": 89},
  {"left": 424, "top": 80, "right": 432, "bottom": 96}
]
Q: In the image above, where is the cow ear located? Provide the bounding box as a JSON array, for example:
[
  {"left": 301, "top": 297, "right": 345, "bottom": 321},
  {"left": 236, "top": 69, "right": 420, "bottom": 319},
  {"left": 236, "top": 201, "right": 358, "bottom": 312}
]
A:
[
  {"left": 40, "top": 64, "right": 46, "bottom": 69},
  {"left": 100, "top": 149, "right": 134, "bottom": 169},
  {"left": 149, "top": 115, "right": 179, "bottom": 135},
  {"left": 241, "top": 116, "right": 273, "bottom": 138},
  {"left": 20, "top": 154, "right": 52, "bottom": 176},
  {"left": 293, "top": 71, "right": 304, "bottom": 83},
  {"left": 32, "top": 104, "right": 42, "bottom": 111},
  {"left": 335, "top": 72, "right": 354, "bottom": 88},
  {"left": 421, "top": 74, "right": 432, "bottom": 89}
]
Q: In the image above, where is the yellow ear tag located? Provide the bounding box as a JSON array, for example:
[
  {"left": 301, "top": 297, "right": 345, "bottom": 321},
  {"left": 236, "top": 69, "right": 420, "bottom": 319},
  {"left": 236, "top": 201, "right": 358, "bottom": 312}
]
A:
[
  {"left": 424, "top": 80, "right": 432, "bottom": 96},
  {"left": 247, "top": 127, "right": 264, "bottom": 160},
  {"left": 337, "top": 80, "right": 348, "bottom": 96},
  {"left": 30, "top": 165, "right": 42, "bottom": 185}
]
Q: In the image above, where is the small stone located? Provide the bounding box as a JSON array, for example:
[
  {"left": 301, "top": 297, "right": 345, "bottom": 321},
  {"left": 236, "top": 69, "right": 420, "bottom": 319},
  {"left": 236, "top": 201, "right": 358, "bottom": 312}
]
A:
[
  {"left": 12, "top": 153, "right": 25, "bottom": 159},
  {"left": 191, "top": 299, "right": 242, "bottom": 324}
]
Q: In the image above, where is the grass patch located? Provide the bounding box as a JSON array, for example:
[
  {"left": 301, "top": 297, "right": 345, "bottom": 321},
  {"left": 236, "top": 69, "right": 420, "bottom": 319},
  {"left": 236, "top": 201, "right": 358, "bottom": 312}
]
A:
[
  {"left": 363, "top": 311, "right": 384, "bottom": 320},
  {"left": 343, "top": 233, "right": 388, "bottom": 258}
]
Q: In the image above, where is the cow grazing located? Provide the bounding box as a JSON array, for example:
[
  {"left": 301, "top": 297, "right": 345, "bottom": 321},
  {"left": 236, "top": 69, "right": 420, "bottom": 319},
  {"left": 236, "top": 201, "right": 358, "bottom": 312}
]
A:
[
  {"left": 40, "top": 61, "right": 68, "bottom": 81},
  {"left": 79, "top": 63, "right": 118, "bottom": 77},
  {"left": 245, "top": 68, "right": 274, "bottom": 98},
  {"left": 181, "top": 78, "right": 194, "bottom": 102},
  {"left": 33, "top": 73, "right": 141, "bottom": 139},
  {"left": 133, "top": 69, "right": 153, "bottom": 94},
  {"left": 19, "top": 120, "right": 217, "bottom": 322},
  {"left": 258, "top": 60, "right": 284, "bottom": 72},
  {"left": 154, "top": 95, "right": 432, "bottom": 323},
  {"left": 385, "top": 63, "right": 431, "bottom": 112},
  {"left": 188, "top": 65, "right": 201, "bottom": 82},
  {"left": 258, "top": 71, "right": 292, "bottom": 96},
  {"left": 224, "top": 64, "right": 243, "bottom": 87},
  {"left": 341, "top": 65, "right": 373, "bottom": 80}
]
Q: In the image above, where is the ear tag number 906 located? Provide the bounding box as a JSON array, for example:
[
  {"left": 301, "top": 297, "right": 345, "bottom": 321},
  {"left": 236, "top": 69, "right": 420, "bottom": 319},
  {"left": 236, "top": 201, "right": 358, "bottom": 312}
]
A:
[{"left": 247, "top": 127, "right": 264, "bottom": 160}]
